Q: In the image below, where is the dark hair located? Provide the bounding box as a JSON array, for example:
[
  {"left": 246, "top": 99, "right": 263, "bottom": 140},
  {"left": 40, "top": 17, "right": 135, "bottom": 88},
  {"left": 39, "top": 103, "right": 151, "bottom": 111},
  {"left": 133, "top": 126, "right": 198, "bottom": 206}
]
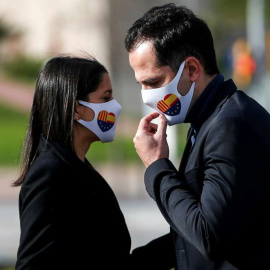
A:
[
  {"left": 125, "top": 3, "right": 219, "bottom": 75},
  {"left": 13, "top": 55, "right": 107, "bottom": 186}
]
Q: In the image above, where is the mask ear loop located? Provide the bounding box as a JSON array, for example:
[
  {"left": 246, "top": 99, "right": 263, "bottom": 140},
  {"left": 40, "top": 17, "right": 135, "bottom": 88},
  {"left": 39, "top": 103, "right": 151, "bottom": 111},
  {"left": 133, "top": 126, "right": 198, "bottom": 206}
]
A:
[
  {"left": 172, "top": 61, "right": 186, "bottom": 96},
  {"left": 77, "top": 100, "right": 97, "bottom": 122},
  {"left": 167, "top": 60, "right": 186, "bottom": 86},
  {"left": 176, "top": 60, "right": 186, "bottom": 80}
]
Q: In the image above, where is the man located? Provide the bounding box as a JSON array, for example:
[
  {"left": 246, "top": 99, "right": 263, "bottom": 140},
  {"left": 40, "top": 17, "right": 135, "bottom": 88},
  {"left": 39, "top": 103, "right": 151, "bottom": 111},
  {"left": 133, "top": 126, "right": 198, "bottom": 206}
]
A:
[{"left": 125, "top": 3, "right": 270, "bottom": 270}]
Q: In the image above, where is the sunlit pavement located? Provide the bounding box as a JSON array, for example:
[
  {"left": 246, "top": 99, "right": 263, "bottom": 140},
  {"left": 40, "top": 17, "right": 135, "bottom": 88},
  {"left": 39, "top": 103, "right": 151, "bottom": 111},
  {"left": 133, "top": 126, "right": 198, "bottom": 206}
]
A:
[
  {"left": 0, "top": 201, "right": 20, "bottom": 266},
  {"left": 120, "top": 198, "right": 170, "bottom": 250}
]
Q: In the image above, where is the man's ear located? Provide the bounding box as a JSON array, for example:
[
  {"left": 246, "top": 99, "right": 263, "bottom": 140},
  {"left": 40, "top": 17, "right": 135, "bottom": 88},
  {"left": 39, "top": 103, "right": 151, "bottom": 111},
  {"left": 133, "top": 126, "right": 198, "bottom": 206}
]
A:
[
  {"left": 185, "top": 57, "right": 201, "bottom": 82},
  {"left": 74, "top": 101, "right": 81, "bottom": 120}
]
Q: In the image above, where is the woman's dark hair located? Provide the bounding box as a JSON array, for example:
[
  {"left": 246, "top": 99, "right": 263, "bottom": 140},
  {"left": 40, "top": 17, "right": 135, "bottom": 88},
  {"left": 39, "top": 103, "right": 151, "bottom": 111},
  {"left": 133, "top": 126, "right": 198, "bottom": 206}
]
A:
[
  {"left": 13, "top": 55, "right": 107, "bottom": 186},
  {"left": 125, "top": 3, "right": 219, "bottom": 75}
]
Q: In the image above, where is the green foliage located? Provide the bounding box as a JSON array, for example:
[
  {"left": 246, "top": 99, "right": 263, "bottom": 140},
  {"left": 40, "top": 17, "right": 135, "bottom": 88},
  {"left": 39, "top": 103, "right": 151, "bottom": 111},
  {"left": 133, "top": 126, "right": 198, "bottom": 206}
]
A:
[
  {"left": 0, "top": 103, "right": 28, "bottom": 166},
  {"left": 177, "top": 123, "right": 190, "bottom": 157},
  {"left": 86, "top": 136, "right": 141, "bottom": 164},
  {"left": 0, "top": 103, "right": 142, "bottom": 167},
  {"left": 213, "top": 0, "right": 270, "bottom": 21},
  {"left": 86, "top": 124, "right": 189, "bottom": 164},
  {"left": 2, "top": 55, "right": 44, "bottom": 84},
  {"left": 0, "top": 19, "right": 10, "bottom": 40},
  {"left": 0, "top": 103, "right": 190, "bottom": 167},
  {"left": 213, "top": 0, "right": 247, "bottom": 22}
]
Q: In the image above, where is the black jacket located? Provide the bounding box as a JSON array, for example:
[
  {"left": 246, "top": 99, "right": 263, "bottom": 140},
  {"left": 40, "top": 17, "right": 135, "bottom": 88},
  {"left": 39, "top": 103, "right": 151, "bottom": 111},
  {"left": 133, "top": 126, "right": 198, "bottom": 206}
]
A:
[
  {"left": 16, "top": 137, "right": 175, "bottom": 269},
  {"left": 144, "top": 79, "right": 270, "bottom": 270}
]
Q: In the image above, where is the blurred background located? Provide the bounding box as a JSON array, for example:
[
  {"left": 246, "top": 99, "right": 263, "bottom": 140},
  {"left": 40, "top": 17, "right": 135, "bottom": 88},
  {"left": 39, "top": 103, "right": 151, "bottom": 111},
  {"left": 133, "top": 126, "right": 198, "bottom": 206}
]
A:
[{"left": 0, "top": 0, "right": 269, "bottom": 269}]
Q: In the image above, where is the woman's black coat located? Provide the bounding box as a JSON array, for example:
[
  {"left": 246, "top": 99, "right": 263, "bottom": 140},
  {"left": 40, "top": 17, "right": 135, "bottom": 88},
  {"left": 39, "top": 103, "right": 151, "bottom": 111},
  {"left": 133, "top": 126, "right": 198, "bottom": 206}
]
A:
[{"left": 15, "top": 137, "right": 175, "bottom": 270}]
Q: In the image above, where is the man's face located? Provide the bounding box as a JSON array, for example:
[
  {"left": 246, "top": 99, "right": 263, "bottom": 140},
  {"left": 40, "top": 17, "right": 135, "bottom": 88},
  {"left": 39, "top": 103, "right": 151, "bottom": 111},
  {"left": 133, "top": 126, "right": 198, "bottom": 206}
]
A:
[
  {"left": 129, "top": 41, "right": 191, "bottom": 96},
  {"left": 129, "top": 41, "right": 175, "bottom": 90}
]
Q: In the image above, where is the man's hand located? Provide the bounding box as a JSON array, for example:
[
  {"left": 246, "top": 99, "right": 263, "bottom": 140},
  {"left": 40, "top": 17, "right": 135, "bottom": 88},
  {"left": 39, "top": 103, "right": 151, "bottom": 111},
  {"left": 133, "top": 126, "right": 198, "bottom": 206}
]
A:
[{"left": 133, "top": 112, "right": 169, "bottom": 168}]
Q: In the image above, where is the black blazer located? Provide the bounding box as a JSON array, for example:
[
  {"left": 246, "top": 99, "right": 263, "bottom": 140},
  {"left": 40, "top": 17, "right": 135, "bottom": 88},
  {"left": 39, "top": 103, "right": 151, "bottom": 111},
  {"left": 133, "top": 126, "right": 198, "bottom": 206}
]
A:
[
  {"left": 16, "top": 137, "right": 175, "bottom": 270},
  {"left": 144, "top": 80, "right": 270, "bottom": 270}
]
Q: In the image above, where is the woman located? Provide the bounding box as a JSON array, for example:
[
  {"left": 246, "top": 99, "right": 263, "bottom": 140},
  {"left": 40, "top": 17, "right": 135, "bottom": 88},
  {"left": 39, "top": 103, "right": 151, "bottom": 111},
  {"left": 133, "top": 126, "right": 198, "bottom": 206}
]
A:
[{"left": 14, "top": 55, "right": 175, "bottom": 270}]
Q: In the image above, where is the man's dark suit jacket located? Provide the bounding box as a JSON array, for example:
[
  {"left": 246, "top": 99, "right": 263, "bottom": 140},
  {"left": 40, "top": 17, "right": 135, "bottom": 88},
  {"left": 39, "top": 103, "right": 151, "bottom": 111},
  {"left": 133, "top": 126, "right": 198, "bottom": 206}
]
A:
[{"left": 145, "top": 79, "right": 270, "bottom": 270}]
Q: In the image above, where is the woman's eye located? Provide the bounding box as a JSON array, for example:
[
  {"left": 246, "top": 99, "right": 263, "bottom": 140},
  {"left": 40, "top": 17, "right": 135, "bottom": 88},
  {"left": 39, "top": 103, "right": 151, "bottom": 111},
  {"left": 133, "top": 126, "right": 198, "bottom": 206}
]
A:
[{"left": 104, "top": 96, "right": 111, "bottom": 101}]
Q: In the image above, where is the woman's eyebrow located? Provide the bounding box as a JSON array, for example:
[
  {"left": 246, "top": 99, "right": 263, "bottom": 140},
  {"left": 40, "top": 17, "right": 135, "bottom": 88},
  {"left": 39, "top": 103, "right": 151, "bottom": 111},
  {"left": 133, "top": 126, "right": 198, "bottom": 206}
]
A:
[{"left": 103, "top": 89, "right": 112, "bottom": 94}]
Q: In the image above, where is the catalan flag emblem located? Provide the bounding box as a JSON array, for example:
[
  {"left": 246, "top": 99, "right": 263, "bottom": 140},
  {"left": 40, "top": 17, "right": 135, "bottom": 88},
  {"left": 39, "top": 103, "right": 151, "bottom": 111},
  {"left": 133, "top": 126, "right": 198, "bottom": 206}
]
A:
[
  {"left": 97, "top": 110, "right": 115, "bottom": 132},
  {"left": 157, "top": 94, "right": 181, "bottom": 116}
]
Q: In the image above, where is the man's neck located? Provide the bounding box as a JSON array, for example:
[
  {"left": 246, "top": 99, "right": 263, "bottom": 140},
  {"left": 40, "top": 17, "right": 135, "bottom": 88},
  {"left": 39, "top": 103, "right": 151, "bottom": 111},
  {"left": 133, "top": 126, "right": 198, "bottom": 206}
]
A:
[{"left": 188, "top": 73, "right": 218, "bottom": 114}]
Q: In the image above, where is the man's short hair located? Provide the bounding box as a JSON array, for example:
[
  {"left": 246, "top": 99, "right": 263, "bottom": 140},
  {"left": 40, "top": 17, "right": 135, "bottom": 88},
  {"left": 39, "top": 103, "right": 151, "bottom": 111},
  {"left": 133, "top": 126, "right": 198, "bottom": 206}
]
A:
[{"left": 125, "top": 3, "right": 219, "bottom": 75}]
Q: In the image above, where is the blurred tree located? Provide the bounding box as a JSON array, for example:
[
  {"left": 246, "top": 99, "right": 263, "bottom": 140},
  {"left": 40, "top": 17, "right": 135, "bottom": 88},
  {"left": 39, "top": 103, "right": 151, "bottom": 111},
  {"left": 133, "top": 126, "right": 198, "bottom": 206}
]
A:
[
  {"left": 0, "top": 18, "right": 10, "bottom": 41},
  {"left": 3, "top": 55, "right": 44, "bottom": 84},
  {"left": 0, "top": 17, "right": 24, "bottom": 70},
  {"left": 213, "top": 0, "right": 270, "bottom": 20}
]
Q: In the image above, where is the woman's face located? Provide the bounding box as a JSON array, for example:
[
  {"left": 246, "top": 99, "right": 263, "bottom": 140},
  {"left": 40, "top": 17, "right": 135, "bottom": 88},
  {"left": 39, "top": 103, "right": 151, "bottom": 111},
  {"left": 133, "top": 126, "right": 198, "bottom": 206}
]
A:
[{"left": 78, "top": 73, "right": 113, "bottom": 121}]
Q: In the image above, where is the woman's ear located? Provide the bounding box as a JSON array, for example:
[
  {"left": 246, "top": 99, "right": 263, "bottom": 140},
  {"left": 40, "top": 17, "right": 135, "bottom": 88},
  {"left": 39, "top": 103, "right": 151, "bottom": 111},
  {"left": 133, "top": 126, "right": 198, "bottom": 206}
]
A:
[
  {"left": 74, "top": 101, "right": 95, "bottom": 121},
  {"left": 185, "top": 57, "right": 201, "bottom": 82},
  {"left": 74, "top": 101, "right": 81, "bottom": 120}
]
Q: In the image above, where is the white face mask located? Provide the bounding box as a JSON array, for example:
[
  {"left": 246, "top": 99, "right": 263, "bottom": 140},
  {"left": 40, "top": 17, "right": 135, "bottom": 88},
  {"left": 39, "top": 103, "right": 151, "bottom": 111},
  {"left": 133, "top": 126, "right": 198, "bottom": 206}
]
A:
[
  {"left": 141, "top": 61, "right": 195, "bottom": 125},
  {"left": 77, "top": 99, "right": 122, "bottom": 142}
]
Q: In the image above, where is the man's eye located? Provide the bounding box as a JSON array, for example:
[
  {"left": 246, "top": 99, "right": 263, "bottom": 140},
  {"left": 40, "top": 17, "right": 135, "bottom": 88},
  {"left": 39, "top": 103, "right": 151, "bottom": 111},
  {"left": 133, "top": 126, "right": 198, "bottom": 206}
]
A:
[{"left": 149, "top": 81, "right": 160, "bottom": 87}]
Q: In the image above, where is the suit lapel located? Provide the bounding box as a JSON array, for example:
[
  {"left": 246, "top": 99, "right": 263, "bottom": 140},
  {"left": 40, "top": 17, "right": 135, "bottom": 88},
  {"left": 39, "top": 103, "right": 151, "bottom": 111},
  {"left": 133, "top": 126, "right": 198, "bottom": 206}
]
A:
[
  {"left": 191, "top": 88, "right": 235, "bottom": 151},
  {"left": 178, "top": 80, "right": 237, "bottom": 175}
]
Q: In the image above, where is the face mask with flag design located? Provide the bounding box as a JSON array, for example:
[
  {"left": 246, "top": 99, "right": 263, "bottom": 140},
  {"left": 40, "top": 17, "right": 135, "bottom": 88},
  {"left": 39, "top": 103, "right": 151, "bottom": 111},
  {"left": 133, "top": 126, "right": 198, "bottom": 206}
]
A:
[
  {"left": 141, "top": 61, "right": 195, "bottom": 126},
  {"left": 77, "top": 99, "right": 122, "bottom": 142}
]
